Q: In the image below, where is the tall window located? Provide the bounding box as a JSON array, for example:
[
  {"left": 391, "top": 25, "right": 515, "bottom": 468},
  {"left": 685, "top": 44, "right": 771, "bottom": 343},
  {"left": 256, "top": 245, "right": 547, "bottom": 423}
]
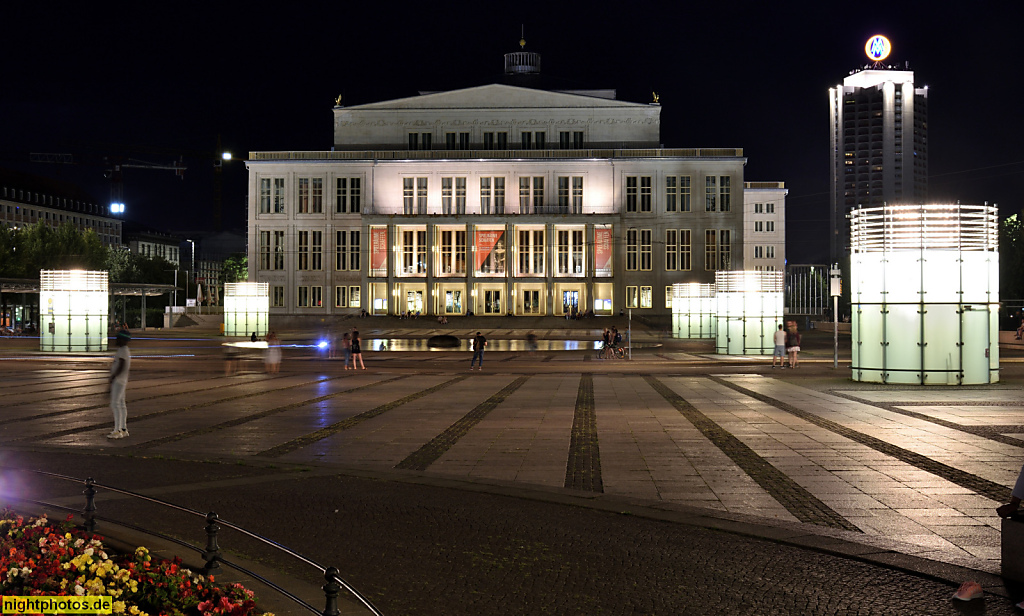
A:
[
  {"left": 518, "top": 229, "right": 545, "bottom": 275},
  {"left": 705, "top": 176, "right": 717, "bottom": 212},
  {"left": 297, "top": 286, "right": 309, "bottom": 307},
  {"left": 297, "top": 231, "right": 310, "bottom": 270},
  {"left": 403, "top": 178, "right": 428, "bottom": 214},
  {"left": 311, "top": 231, "right": 322, "bottom": 270},
  {"left": 573, "top": 131, "right": 584, "bottom": 148},
  {"left": 640, "top": 229, "right": 652, "bottom": 271},
  {"left": 272, "top": 231, "right": 284, "bottom": 270},
  {"left": 626, "top": 228, "right": 638, "bottom": 271},
  {"left": 558, "top": 177, "right": 583, "bottom": 213},
  {"left": 335, "top": 178, "right": 361, "bottom": 213},
  {"left": 719, "top": 176, "right": 731, "bottom": 212},
  {"left": 640, "top": 286, "right": 652, "bottom": 309},
  {"left": 626, "top": 176, "right": 651, "bottom": 212},
  {"left": 409, "top": 133, "right": 432, "bottom": 150},
  {"left": 336, "top": 230, "right": 360, "bottom": 271},
  {"left": 259, "top": 179, "right": 272, "bottom": 213},
  {"left": 755, "top": 221, "right": 763, "bottom": 232},
  {"left": 680, "top": 229, "right": 691, "bottom": 271},
  {"left": 297, "top": 178, "right": 322, "bottom": 214},
  {"left": 719, "top": 230, "right": 731, "bottom": 270},
  {"left": 704, "top": 230, "right": 717, "bottom": 271},
  {"left": 459, "top": 132, "right": 470, "bottom": 150},
  {"left": 665, "top": 176, "right": 691, "bottom": 212},
  {"left": 626, "top": 286, "right": 638, "bottom": 309},
  {"left": 556, "top": 229, "right": 584, "bottom": 275},
  {"left": 557, "top": 177, "right": 570, "bottom": 213},
  {"left": 445, "top": 133, "right": 456, "bottom": 149},
  {"left": 311, "top": 286, "right": 323, "bottom": 307},
  {"left": 483, "top": 132, "right": 508, "bottom": 149},
  {"left": 438, "top": 229, "right": 467, "bottom": 275},
  {"left": 572, "top": 177, "right": 583, "bottom": 213},
  {"left": 480, "top": 177, "right": 505, "bottom": 214},
  {"left": 626, "top": 176, "right": 637, "bottom": 212},
  {"left": 559, "top": 131, "right": 570, "bottom": 148},
  {"left": 754, "top": 246, "right": 764, "bottom": 259},
  {"left": 640, "top": 177, "right": 651, "bottom": 212},
  {"left": 335, "top": 286, "right": 362, "bottom": 308},
  {"left": 483, "top": 132, "right": 494, "bottom": 149},
  {"left": 259, "top": 231, "right": 271, "bottom": 269},
  {"left": 401, "top": 229, "right": 427, "bottom": 275},
  {"left": 272, "top": 286, "right": 284, "bottom": 307},
  {"left": 442, "top": 177, "right": 466, "bottom": 214},
  {"left": 665, "top": 229, "right": 677, "bottom": 271},
  {"left": 519, "top": 177, "right": 543, "bottom": 213}
]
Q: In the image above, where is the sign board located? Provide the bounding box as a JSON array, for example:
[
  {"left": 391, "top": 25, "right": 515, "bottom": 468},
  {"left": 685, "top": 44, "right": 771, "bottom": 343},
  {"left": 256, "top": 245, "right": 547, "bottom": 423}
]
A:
[
  {"left": 865, "top": 35, "right": 891, "bottom": 62},
  {"left": 186, "top": 299, "right": 197, "bottom": 307}
]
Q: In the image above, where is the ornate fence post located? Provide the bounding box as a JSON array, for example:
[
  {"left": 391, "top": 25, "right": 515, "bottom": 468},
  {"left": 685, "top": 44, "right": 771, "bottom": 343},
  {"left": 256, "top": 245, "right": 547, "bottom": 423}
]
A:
[
  {"left": 82, "top": 477, "right": 97, "bottom": 533},
  {"left": 322, "top": 566, "right": 341, "bottom": 616},
  {"left": 201, "top": 512, "right": 221, "bottom": 574}
]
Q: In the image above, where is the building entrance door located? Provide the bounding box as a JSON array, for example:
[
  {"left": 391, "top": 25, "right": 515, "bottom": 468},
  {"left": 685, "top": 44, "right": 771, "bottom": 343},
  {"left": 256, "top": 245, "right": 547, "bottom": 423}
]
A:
[
  {"left": 522, "top": 290, "right": 540, "bottom": 314},
  {"left": 562, "top": 290, "right": 579, "bottom": 314},
  {"left": 406, "top": 291, "right": 423, "bottom": 315},
  {"left": 484, "top": 290, "right": 502, "bottom": 315}
]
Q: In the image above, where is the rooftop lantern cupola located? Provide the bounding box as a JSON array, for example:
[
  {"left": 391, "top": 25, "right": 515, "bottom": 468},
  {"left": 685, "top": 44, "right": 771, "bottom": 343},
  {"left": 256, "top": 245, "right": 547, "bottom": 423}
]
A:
[{"left": 504, "top": 37, "right": 541, "bottom": 75}]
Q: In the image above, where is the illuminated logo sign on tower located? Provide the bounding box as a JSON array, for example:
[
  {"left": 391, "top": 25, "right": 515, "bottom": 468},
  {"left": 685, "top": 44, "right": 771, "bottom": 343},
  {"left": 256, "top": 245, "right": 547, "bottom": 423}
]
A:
[{"left": 865, "top": 35, "right": 891, "bottom": 62}]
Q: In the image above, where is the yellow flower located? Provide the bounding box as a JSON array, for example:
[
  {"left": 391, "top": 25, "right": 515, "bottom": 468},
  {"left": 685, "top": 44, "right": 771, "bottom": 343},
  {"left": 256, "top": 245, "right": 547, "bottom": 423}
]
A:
[{"left": 112, "top": 600, "right": 126, "bottom": 614}]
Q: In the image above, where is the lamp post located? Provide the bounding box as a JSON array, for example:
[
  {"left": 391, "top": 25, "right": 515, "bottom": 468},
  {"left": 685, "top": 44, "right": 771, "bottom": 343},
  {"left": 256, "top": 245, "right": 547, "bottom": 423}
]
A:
[{"left": 830, "top": 264, "right": 841, "bottom": 369}]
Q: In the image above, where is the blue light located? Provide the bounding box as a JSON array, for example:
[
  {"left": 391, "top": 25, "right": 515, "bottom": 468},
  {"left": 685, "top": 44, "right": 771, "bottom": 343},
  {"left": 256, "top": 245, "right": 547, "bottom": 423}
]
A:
[
  {"left": 110, "top": 202, "right": 125, "bottom": 214},
  {"left": 317, "top": 340, "right": 329, "bottom": 350}
]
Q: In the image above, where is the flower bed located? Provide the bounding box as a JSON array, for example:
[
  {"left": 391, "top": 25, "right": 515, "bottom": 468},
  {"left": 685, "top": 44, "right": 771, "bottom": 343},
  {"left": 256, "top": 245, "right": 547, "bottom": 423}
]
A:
[{"left": 0, "top": 511, "right": 273, "bottom": 616}]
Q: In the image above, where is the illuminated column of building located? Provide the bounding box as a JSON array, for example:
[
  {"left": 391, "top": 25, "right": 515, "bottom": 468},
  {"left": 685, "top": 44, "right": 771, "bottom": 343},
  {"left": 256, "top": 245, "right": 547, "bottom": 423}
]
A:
[
  {"left": 224, "top": 282, "right": 270, "bottom": 337},
  {"left": 850, "top": 204, "right": 999, "bottom": 384},
  {"left": 39, "top": 270, "right": 109, "bottom": 352},
  {"left": 671, "top": 283, "right": 716, "bottom": 339},
  {"left": 714, "top": 271, "right": 784, "bottom": 355}
]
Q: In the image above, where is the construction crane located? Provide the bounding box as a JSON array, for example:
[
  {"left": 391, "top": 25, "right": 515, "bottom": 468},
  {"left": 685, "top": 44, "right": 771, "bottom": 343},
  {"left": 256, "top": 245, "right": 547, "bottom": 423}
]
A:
[{"left": 29, "top": 152, "right": 186, "bottom": 218}]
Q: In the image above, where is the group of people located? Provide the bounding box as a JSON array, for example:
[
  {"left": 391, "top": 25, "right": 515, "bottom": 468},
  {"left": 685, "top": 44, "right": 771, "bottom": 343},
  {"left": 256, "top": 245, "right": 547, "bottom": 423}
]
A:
[
  {"left": 598, "top": 327, "right": 623, "bottom": 359},
  {"left": 327, "top": 329, "right": 366, "bottom": 369},
  {"left": 772, "top": 324, "right": 802, "bottom": 369}
]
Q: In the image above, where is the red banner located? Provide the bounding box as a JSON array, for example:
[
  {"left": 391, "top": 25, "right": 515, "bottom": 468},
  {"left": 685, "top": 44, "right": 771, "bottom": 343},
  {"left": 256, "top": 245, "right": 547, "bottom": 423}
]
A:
[
  {"left": 370, "top": 227, "right": 388, "bottom": 276},
  {"left": 595, "top": 227, "right": 612, "bottom": 275},
  {"left": 475, "top": 230, "right": 504, "bottom": 270}
]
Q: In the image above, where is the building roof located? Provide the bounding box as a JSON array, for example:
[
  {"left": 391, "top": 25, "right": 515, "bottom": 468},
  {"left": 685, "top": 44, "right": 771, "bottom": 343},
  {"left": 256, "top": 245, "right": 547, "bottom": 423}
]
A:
[{"left": 335, "top": 83, "right": 649, "bottom": 111}]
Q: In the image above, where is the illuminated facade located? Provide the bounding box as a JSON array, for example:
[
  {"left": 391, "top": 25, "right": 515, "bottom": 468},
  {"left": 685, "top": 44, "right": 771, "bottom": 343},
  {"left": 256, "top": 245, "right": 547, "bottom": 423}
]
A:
[
  {"left": 829, "top": 40, "right": 928, "bottom": 263},
  {"left": 743, "top": 182, "right": 786, "bottom": 272},
  {"left": 39, "top": 270, "right": 109, "bottom": 352},
  {"left": 247, "top": 51, "right": 772, "bottom": 318},
  {"left": 0, "top": 169, "right": 122, "bottom": 247}
]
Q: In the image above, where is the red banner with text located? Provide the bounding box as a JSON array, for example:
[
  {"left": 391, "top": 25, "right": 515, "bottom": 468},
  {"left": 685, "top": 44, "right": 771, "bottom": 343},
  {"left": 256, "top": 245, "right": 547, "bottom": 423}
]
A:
[
  {"left": 475, "top": 229, "right": 504, "bottom": 270},
  {"left": 370, "top": 227, "right": 388, "bottom": 276},
  {"left": 595, "top": 227, "right": 612, "bottom": 276}
]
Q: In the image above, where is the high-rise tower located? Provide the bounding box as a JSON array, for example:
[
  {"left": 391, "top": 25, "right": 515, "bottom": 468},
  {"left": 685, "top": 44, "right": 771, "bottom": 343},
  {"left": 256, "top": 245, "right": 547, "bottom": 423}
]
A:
[{"left": 829, "top": 35, "right": 928, "bottom": 263}]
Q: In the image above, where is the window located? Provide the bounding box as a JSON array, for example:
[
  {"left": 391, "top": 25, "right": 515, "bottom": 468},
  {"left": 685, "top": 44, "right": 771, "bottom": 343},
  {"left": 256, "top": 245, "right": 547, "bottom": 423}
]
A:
[
  {"left": 766, "top": 202, "right": 775, "bottom": 213},
  {"left": 559, "top": 131, "right": 570, "bottom": 148},
  {"left": 640, "top": 177, "right": 651, "bottom": 212},
  {"left": 484, "top": 290, "right": 502, "bottom": 314},
  {"left": 335, "top": 285, "right": 362, "bottom": 308},
  {"left": 297, "top": 286, "right": 309, "bottom": 307},
  {"left": 438, "top": 229, "right": 467, "bottom": 275},
  {"left": 272, "top": 286, "right": 284, "bottom": 307},
  {"left": 521, "top": 132, "right": 532, "bottom": 149},
  {"left": 766, "top": 221, "right": 775, "bottom": 232},
  {"left": 519, "top": 177, "right": 543, "bottom": 213},
  {"left": 497, "top": 132, "right": 508, "bottom": 149},
  {"left": 573, "top": 131, "right": 584, "bottom": 148},
  {"left": 571, "top": 177, "right": 583, "bottom": 213},
  {"left": 441, "top": 177, "right": 466, "bottom": 215},
  {"left": 719, "top": 230, "right": 731, "bottom": 270},
  {"left": 754, "top": 203, "right": 763, "bottom": 214},
  {"left": 665, "top": 176, "right": 691, "bottom": 212},
  {"left": 665, "top": 286, "right": 673, "bottom": 309},
  {"left": 311, "top": 231, "right": 322, "bottom": 270},
  {"left": 556, "top": 229, "right": 584, "bottom": 275},
  {"left": 403, "top": 178, "right": 427, "bottom": 214},
  {"left": 766, "top": 245, "right": 775, "bottom": 259},
  {"left": 459, "top": 132, "right": 470, "bottom": 150},
  {"left": 297, "top": 178, "right": 322, "bottom": 214},
  {"left": 755, "top": 246, "right": 763, "bottom": 259},
  {"left": 336, "top": 230, "right": 360, "bottom": 271},
  {"left": 705, "top": 230, "right": 717, "bottom": 271},
  {"left": 297, "top": 231, "right": 310, "bottom": 270},
  {"left": 310, "top": 286, "right": 323, "bottom": 307},
  {"left": 755, "top": 221, "right": 763, "bottom": 232},
  {"left": 520, "top": 132, "right": 545, "bottom": 149},
  {"left": 626, "top": 176, "right": 636, "bottom": 212},
  {"left": 705, "top": 176, "right": 717, "bottom": 212},
  {"left": 259, "top": 231, "right": 271, "bottom": 270},
  {"left": 273, "top": 231, "right": 285, "bottom": 270},
  {"left": 401, "top": 229, "right": 428, "bottom": 275},
  {"left": 666, "top": 229, "right": 677, "bottom": 271},
  {"left": 261, "top": 178, "right": 284, "bottom": 213},
  {"left": 626, "top": 286, "right": 638, "bottom": 308},
  {"left": 446, "top": 132, "right": 456, "bottom": 149},
  {"left": 518, "top": 229, "right": 545, "bottom": 275},
  {"left": 259, "top": 179, "right": 271, "bottom": 213},
  {"left": 483, "top": 132, "right": 495, "bottom": 149},
  {"left": 335, "top": 178, "right": 361, "bottom": 213},
  {"left": 480, "top": 177, "right": 505, "bottom": 214},
  {"left": 626, "top": 228, "right": 638, "bottom": 271},
  {"left": 719, "top": 176, "right": 731, "bottom": 212},
  {"left": 640, "top": 286, "right": 652, "bottom": 309},
  {"left": 640, "top": 229, "right": 652, "bottom": 270}
]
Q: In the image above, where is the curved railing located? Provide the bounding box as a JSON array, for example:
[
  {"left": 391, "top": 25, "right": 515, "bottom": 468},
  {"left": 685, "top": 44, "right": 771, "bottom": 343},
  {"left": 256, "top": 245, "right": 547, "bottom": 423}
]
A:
[{"left": 0, "top": 467, "right": 383, "bottom": 616}]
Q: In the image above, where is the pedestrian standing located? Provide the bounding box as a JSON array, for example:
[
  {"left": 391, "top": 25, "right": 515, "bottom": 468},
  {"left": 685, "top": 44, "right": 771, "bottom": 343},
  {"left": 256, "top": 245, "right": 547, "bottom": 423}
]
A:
[
  {"left": 470, "top": 331, "right": 487, "bottom": 370},
  {"left": 107, "top": 330, "right": 131, "bottom": 439},
  {"left": 772, "top": 324, "right": 787, "bottom": 368},
  {"left": 350, "top": 330, "right": 365, "bottom": 370},
  {"left": 787, "top": 326, "right": 802, "bottom": 368},
  {"left": 341, "top": 332, "right": 352, "bottom": 369}
]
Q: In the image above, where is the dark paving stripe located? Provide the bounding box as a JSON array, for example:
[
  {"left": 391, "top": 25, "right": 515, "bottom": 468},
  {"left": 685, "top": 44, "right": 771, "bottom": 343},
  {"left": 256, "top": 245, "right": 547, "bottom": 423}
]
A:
[
  {"left": 395, "top": 376, "right": 531, "bottom": 471},
  {"left": 564, "top": 373, "right": 602, "bottom": 493},
  {"left": 12, "top": 375, "right": 338, "bottom": 443},
  {"left": 541, "top": 355, "right": 555, "bottom": 362},
  {"left": 259, "top": 376, "right": 470, "bottom": 458},
  {"left": 714, "top": 378, "right": 1012, "bottom": 503},
  {"left": 129, "top": 375, "right": 411, "bottom": 450},
  {"left": 583, "top": 353, "right": 592, "bottom": 361},
  {"left": 645, "top": 375, "right": 858, "bottom": 531},
  {"left": 829, "top": 391, "right": 1024, "bottom": 448},
  {"left": 0, "top": 373, "right": 283, "bottom": 427},
  {"left": 500, "top": 355, "right": 518, "bottom": 362}
]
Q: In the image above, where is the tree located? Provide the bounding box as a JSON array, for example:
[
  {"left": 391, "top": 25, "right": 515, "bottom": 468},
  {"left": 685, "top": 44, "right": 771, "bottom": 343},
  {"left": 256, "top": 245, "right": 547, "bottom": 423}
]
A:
[
  {"left": 222, "top": 253, "right": 248, "bottom": 283},
  {"left": 1000, "top": 214, "right": 1024, "bottom": 322},
  {"left": 0, "top": 221, "right": 106, "bottom": 278}
]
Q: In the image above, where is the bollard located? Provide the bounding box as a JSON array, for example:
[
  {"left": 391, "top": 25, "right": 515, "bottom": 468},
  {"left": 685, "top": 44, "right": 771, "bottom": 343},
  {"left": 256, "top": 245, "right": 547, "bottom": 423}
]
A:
[
  {"left": 82, "top": 477, "right": 97, "bottom": 534},
  {"left": 201, "top": 512, "right": 221, "bottom": 574},
  {"left": 322, "top": 566, "right": 341, "bottom": 616}
]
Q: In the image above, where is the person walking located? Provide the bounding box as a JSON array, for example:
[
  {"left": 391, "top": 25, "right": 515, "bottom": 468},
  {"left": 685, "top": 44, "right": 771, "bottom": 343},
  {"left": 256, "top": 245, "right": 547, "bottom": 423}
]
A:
[
  {"left": 350, "top": 330, "right": 365, "bottom": 370},
  {"left": 264, "top": 331, "right": 282, "bottom": 374},
  {"left": 787, "top": 326, "right": 802, "bottom": 369},
  {"left": 341, "top": 332, "right": 352, "bottom": 369},
  {"left": 470, "top": 331, "right": 487, "bottom": 370},
  {"left": 772, "top": 324, "right": 787, "bottom": 368},
  {"left": 599, "top": 328, "right": 611, "bottom": 359},
  {"left": 107, "top": 330, "right": 132, "bottom": 439}
]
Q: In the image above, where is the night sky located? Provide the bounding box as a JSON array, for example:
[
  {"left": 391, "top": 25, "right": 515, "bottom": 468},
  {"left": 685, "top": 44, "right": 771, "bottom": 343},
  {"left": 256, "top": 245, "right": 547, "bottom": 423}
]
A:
[{"left": 3, "top": 2, "right": 1021, "bottom": 263}]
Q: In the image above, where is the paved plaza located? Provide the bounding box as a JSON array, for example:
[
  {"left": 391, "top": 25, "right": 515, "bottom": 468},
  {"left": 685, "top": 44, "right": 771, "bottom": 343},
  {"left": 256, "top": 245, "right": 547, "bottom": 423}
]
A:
[{"left": 2, "top": 324, "right": 1024, "bottom": 614}]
